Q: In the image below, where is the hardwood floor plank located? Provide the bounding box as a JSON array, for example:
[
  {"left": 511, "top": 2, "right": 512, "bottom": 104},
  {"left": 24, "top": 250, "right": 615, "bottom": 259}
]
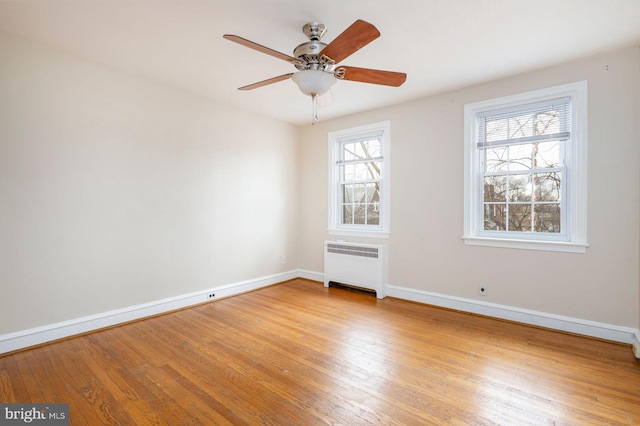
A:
[
  {"left": 0, "top": 356, "right": 18, "bottom": 402},
  {"left": 1, "top": 279, "right": 639, "bottom": 425},
  {"left": 75, "top": 337, "right": 168, "bottom": 425}
]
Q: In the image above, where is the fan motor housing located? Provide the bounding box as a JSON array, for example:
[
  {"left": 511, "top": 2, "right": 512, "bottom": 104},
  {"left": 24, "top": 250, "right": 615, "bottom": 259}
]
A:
[
  {"left": 293, "top": 40, "right": 326, "bottom": 58},
  {"left": 294, "top": 41, "right": 328, "bottom": 68}
]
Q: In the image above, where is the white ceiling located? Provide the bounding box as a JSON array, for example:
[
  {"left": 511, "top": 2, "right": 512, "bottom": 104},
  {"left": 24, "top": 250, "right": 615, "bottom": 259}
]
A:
[{"left": 1, "top": 0, "right": 639, "bottom": 126}]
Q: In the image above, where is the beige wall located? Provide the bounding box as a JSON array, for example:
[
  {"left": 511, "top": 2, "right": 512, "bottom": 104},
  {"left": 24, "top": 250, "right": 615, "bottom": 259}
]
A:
[
  {"left": 0, "top": 33, "right": 300, "bottom": 334},
  {"left": 1, "top": 29, "right": 638, "bottom": 338},
  {"left": 300, "top": 47, "right": 640, "bottom": 329}
]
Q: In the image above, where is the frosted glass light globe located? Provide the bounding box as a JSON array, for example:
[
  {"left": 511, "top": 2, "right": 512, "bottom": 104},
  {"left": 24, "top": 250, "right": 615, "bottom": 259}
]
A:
[{"left": 292, "top": 70, "right": 336, "bottom": 96}]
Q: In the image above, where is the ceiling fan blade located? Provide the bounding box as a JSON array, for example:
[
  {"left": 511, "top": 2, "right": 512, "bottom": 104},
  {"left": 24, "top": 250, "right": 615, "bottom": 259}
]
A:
[
  {"left": 319, "top": 19, "right": 380, "bottom": 64},
  {"left": 223, "top": 34, "right": 299, "bottom": 64},
  {"left": 336, "top": 66, "right": 407, "bottom": 87},
  {"left": 238, "top": 73, "right": 294, "bottom": 91}
]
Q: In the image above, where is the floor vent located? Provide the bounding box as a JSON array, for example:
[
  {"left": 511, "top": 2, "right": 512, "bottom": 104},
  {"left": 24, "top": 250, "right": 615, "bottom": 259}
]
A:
[{"left": 328, "top": 281, "right": 377, "bottom": 296}]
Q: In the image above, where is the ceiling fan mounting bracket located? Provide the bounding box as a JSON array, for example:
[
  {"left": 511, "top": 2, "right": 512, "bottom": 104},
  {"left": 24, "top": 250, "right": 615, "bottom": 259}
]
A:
[{"left": 302, "top": 22, "right": 327, "bottom": 41}]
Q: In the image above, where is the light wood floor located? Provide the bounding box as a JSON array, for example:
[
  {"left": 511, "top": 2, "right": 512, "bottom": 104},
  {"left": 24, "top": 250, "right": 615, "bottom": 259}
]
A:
[{"left": 1, "top": 279, "right": 639, "bottom": 425}]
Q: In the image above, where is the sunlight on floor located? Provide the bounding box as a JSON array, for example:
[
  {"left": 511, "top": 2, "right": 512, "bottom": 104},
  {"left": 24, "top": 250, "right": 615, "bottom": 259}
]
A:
[{"left": 472, "top": 359, "right": 567, "bottom": 424}]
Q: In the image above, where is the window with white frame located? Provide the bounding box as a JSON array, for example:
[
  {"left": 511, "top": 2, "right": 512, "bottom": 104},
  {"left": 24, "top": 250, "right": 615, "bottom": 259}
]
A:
[
  {"left": 328, "top": 121, "right": 390, "bottom": 238},
  {"left": 463, "top": 81, "right": 588, "bottom": 253}
]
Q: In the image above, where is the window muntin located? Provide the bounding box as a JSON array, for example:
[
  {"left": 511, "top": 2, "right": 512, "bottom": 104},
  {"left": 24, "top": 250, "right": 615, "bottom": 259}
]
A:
[{"left": 463, "top": 81, "right": 587, "bottom": 253}]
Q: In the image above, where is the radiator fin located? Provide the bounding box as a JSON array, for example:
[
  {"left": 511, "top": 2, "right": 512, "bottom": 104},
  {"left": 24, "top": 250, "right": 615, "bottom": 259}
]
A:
[{"left": 326, "top": 243, "right": 379, "bottom": 259}]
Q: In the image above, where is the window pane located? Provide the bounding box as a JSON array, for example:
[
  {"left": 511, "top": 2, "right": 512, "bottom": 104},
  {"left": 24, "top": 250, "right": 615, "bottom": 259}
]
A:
[
  {"left": 534, "top": 172, "right": 561, "bottom": 202},
  {"left": 366, "top": 161, "right": 381, "bottom": 180},
  {"left": 366, "top": 139, "right": 381, "bottom": 157},
  {"left": 367, "top": 204, "right": 380, "bottom": 225},
  {"left": 534, "top": 111, "right": 560, "bottom": 135},
  {"left": 353, "top": 204, "right": 366, "bottom": 225},
  {"left": 342, "top": 184, "right": 353, "bottom": 203},
  {"left": 484, "top": 175, "right": 506, "bottom": 202},
  {"left": 486, "top": 119, "right": 507, "bottom": 143},
  {"left": 342, "top": 205, "right": 353, "bottom": 224},
  {"left": 508, "top": 174, "right": 532, "bottom": 202},
  {"left": 508, "top": 144, "right": 532, "bottom": 171},
  {"left": 352, "top": 184, "right": 366, "bottom": 203},
  {"left": 485, "top": 147, "right": 508, "bottom": 172},
  {"left": 508, "top": 204, "right": 532, "bottom": 231},
  {"left": 484, "top": 204, "right": 506, "bottom": 230},
  {"left": 366, "top": 183, "right": 379, "bottom": 204},
  {"left": 342, "top": 143, "right": 356, "bottom": 161},
  {"left": 342, "top": 163, "right": 355, "bottom": 181},
  {"left": 353, "top": 141, "right": 368, "bottom": 159},
  {"left": 354, "top": 163, "right": 369, "bottom": 181},
  {"left": 534, "top": 204, "right": 561, "bottom": 233},
  {"left": 534, "top": 141, "right": 561, "bottom": 169},
  {"left": 508, "top": 114, "right": 534, "bottom": 138}
]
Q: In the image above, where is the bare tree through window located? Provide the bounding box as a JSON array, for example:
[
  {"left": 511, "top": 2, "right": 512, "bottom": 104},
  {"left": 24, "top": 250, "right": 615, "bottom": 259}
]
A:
[
  {"left": 340, "top": 138, "right": 382, "bottom": 226},
  {"left": 482, "top": 107, "right": 565, "bottom": 233}
]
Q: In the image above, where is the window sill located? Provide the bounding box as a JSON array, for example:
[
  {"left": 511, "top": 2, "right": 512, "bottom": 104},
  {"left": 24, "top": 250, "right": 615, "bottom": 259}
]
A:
[
  {"left": 329, "top": 228, "right": 390, "bottom": 239},
  {"left": 462, "top": 236, "right": 588, "bottom": 253}
]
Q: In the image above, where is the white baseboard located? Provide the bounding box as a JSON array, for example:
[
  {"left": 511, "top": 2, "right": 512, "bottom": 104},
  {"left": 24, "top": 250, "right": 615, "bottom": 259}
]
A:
[
  {"left": 297, "top": 269, "right": 324, "bottom": 282},
  {"left": 0, "top": 270, "right": 300, "bottom": 355},
  {"left": 3, "top": 270, "right": 639, "bottom": 358},
  {"left": 386, "top": 284, "right": 639, "bottom": 346}
]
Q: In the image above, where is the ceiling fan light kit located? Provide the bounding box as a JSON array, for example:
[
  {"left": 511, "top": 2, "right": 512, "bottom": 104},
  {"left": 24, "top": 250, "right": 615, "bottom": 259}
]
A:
[
  {"left": 291, "top": 69, "right": 336, "bottom": 96},
  {"left": 291, "top": 70, "right": 336, "bottom": 123},
  {"left": 224, "top": 19, "right": 406, "bottom": 124}
]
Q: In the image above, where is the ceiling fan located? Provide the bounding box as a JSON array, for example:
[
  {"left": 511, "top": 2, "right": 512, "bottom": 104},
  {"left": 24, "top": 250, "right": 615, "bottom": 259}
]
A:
[{"left": 223, "top": 19, "right": 407, "bottom": 124}]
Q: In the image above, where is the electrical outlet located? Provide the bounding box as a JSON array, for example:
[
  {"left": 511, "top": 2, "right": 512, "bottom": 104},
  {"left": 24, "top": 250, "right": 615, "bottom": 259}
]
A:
[
  {"left": 478, "top": 284, "right": 488, "bottom": 296},
  {"left": 281, "top": 255, "right": 287, "bottom": 264},
  {"left": 207, "top": 293, "right": 215, "bottom": 299}
]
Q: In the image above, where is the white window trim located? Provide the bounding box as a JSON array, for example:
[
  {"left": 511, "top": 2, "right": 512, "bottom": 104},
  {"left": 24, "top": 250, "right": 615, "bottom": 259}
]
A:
[
  {"left": 328, "top": 120, "right": 391, "bottom": 239},
  {"left": 463, "top": 81, "right": 588, "bottom": 253}
]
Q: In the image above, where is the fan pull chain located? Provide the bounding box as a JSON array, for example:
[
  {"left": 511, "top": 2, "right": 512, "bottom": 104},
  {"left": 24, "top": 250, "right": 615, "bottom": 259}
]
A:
[{"left": 312, "top": 94, "right": 319, "bottom": 125}]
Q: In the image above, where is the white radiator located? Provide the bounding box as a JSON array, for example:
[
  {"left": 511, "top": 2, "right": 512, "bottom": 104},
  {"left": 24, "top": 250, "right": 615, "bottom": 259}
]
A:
[{"left": 323, "top": 241, "right": 387, "bottom": 299}]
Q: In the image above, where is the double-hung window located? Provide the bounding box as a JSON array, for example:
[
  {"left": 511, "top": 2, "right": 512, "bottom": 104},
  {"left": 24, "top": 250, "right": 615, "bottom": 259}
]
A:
[
  {"left": 328, "top": 121, "right": 390, "bottom": 238},
  {"left": 463, "top": 81, "right": 587, "bottom": 252}
]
